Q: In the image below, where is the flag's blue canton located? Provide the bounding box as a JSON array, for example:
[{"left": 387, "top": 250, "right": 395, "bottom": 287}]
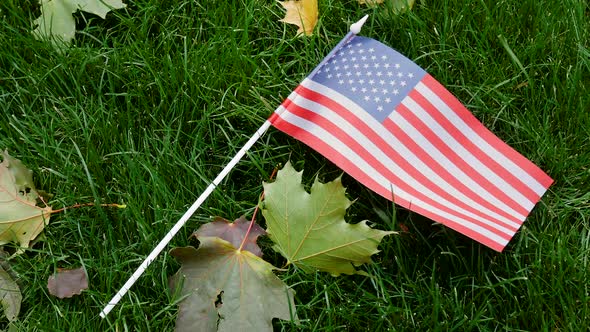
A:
[{"left": 312, "top": 36, "right": 426, "bottom": 122}]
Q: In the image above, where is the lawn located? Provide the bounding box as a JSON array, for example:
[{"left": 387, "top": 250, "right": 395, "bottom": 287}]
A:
[{"left": 1, "top": 0, "right": 589, "bottom": 330}]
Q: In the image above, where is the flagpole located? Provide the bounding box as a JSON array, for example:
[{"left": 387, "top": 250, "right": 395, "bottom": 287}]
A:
[
  {"left": 99, "top": 120, "right": 272, "bottom": 318},
  {"left": 99, "top": 14, "right": 370, "bottom": 319}
]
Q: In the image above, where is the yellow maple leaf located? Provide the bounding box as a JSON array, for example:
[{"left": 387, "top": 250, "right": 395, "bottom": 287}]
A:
[{"left": 278, "top": 0, "right": 318, "bottom": 36}]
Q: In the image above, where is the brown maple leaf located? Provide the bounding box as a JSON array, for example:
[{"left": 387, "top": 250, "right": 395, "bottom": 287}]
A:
[
  {"left": 170, "top": 237, "right": 297, "bottom": 332},
  {"left": 195, "top": 216, "right": 266, "bottom": 257}
]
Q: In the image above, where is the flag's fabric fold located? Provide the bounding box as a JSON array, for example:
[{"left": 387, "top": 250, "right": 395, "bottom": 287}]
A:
[{"left": 270, "top": 36, "right": 553, "bottom": 251}]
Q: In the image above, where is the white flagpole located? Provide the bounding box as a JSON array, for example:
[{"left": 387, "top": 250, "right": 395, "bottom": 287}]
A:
[
  {"left": 99, "top": 14, "right": 369, "bottom": 319},
  {"left": 100, "top": 121, "right": 272, "bottom": 318}
]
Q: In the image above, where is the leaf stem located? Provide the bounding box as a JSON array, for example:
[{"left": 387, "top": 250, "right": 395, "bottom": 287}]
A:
[
  {"left": 237, "top": 166, "right": 278, "bottom": 252},
  {"left": 51, "top": 203, "right": 126, "bottom": 214}
]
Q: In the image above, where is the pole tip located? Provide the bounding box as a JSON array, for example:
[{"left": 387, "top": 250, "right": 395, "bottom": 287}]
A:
[{"left": 350, "top": 15, "right": 369, "bottom": 35}]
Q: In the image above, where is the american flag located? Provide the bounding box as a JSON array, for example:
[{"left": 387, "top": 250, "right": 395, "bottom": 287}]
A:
[{"left": 269, "top": 36, "right": 553, "bottom": 251}]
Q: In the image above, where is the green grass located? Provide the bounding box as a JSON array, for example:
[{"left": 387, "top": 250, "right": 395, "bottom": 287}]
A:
[{"left": 1, "top": 0, "right": 589, "bottom": 330}]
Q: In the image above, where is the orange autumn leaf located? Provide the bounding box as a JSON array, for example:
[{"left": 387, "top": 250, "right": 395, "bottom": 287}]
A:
[{"left": 278, "top": 0, "right": 318, "bottom": 36}]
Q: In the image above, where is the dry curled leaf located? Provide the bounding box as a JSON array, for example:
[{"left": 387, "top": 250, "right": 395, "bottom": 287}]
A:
[
  {"left": 47, "top": 267, "right": 88, "bottom": 299},
  {"left": 278, "top": 0, "right": 318, "bottom": 36},
  {"left": 0, "top": 151, "right": 51, "bottom": 252}
]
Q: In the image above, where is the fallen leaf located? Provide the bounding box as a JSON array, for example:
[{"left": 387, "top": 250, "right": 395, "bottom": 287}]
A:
[
  {"left": 195, "top": 216, "right": 266, "bottom": 257},
  {"left": 0, "top": 265, "right": 21, "bottom": 322},
  {"left": 0, "top": 151, "right": 52, "bottom": 251},
  {"left": 262, "top": 162, "right": 394, "bottom": 276},
  {"left": 357, "top": 0, "right": 415, "bottom": 13},
  {"left": 170, "top": 237, "right": 297, "bottom": 332},
  {"left": 278, "top": 0, "right": 318, "bottom": 36},
  {"left": 47, "top": 267, "right": 88, "bottom": 299},
  {"left": 32, "top": 0, "right": 126, "bottom": 49},
  {"left": 390, "top": 0, "right": 415, "bottom": 13}
]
